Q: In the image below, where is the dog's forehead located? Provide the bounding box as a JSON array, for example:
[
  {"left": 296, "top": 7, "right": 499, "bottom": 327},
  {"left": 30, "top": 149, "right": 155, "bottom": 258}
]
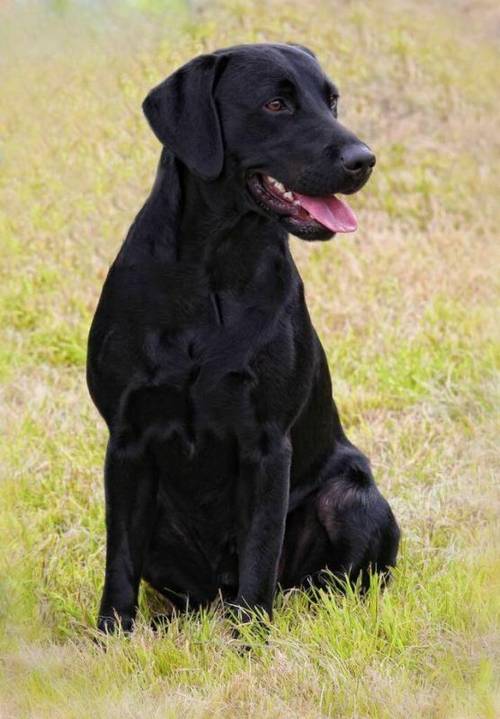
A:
[{"left": 216, "top": 44, "right": 331, "bottom": 95}]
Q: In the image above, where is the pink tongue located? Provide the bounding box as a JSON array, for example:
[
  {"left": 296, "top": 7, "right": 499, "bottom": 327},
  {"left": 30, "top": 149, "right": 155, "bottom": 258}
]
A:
[{"left": 294, "top": 193, "right": 357, "bottom": 233}]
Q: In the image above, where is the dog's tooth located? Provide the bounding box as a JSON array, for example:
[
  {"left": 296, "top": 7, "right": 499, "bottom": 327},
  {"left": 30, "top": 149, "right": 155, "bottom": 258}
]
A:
[
  {"left": 283, "top": 191, "right": 294, "bottom": 201},
  {"left": 275, "top": 181, "right": 285, "bottom": 192},
  {"left": 293, "top": 199, "right": 301, "bottom": 206}
]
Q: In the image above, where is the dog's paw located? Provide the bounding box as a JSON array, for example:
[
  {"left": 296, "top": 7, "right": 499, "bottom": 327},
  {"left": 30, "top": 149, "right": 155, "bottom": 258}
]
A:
[
  {"left": 225, "top": 602, "right": 271, "bottom": 651},
  {"left": 150, "top": 613, "right": 172, "bottom": 632},
  {"left": 97, "top": 612, "right": 135, "bottom": 635}
]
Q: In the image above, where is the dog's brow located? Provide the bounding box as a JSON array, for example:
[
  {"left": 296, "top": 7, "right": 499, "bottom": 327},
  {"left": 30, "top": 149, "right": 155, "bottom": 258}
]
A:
[{"left": 276, "top": 78, "right": 297, "bottom": 93}]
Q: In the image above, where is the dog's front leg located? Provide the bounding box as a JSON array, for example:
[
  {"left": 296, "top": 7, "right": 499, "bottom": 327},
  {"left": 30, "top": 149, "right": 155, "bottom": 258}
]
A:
[
  {"left": 233, "top": 436, "right": 291, "bottom": 621},
  {"left": 97, "top": 439, "right": 157, "bottom": 633}
]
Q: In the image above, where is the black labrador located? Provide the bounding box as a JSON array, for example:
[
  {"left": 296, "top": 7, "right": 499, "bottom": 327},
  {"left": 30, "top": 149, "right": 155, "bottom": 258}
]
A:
[{"left": 87, "top": 43, "right": 400, "bottom": 633}]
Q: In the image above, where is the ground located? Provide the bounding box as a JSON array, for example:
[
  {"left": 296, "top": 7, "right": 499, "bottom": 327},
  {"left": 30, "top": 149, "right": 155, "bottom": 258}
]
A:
[{"left": 0, "top": 0, "right": 499, "bottom": 717}]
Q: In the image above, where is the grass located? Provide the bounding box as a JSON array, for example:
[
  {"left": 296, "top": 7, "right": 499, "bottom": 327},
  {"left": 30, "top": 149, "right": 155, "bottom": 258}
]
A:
[{"left": 0, "top": 0, "right": 499, "bottom": 716}]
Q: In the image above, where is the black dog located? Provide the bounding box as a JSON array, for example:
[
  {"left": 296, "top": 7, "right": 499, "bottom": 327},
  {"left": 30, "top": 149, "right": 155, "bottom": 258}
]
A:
[{"left": 87, "top": 43, "right": 400, "bottom": 633}]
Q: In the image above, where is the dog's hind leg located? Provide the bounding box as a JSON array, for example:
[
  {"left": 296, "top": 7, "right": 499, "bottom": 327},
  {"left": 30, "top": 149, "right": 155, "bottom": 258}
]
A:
[{"left": 279, "top": 447, "right": 400, "bottom": 592}]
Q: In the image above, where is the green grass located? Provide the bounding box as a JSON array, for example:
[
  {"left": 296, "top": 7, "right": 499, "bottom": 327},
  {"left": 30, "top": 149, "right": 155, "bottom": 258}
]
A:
[{"left": 0, "top": 0, "right": 499, "bottom": 716}]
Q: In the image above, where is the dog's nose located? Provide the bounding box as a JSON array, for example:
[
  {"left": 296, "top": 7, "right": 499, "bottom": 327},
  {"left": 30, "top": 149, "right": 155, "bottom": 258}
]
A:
[{"left": 341, "top": 144, "right": 376, "bottom": 175}]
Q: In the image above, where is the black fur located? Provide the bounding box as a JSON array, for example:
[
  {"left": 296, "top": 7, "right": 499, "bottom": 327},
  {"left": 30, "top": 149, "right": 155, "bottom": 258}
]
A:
[{"left": 87, "top": 43, "right": 400, "bottom": 633}]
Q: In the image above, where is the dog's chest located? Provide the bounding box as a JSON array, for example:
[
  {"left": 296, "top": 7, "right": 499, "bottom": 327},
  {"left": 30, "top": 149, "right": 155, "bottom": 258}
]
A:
[
  {"left": 112, "top": 288, "right": 309, "bottom": 468},
  {"left": 119, "top": 311, "right": 296, "bottom": 443}
]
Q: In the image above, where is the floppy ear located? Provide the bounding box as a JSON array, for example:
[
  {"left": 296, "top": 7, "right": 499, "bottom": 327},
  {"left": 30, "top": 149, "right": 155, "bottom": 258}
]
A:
[
  {"left": 286, "top": 43, "right": 317, "bottom": 59},
  {"left": 142, "top": 54, "right": 225, "bottom": 181}
]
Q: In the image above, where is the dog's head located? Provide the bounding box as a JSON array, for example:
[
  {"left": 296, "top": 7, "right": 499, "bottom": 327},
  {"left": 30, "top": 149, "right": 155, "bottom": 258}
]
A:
[{"left": 143, "top": 43, "right": 375, "bottom": 241}]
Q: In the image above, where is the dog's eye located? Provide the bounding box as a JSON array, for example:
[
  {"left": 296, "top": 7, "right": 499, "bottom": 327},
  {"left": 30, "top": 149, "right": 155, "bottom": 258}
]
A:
[
  {"left": 329, "top": 94, "right": 338, "bottom": 114},
  {"left": 264, "top": 98, "right": 287, "bottom": 112}
]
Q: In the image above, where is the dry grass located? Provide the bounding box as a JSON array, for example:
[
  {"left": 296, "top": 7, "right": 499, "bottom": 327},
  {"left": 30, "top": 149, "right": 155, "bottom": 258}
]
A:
[{"left": 0, "top": 0, "right": 499, "bottom": 716}]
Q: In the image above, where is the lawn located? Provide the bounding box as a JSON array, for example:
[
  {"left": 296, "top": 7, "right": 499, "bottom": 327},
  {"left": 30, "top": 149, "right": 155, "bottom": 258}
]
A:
[{"left": 0, "top": 0, "right": 499, "bottom": 717}]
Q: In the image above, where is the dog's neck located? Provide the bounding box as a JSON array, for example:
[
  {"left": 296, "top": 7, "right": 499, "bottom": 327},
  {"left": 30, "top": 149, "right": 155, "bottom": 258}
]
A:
[{"left": 130, "top": 150, "right": 290, "bottom": 285}]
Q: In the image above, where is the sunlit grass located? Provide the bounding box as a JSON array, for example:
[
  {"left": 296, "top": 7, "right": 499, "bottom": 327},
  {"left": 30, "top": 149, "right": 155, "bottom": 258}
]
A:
[{"left": 0, "top": 0, "right": 499, "bottom": 716}]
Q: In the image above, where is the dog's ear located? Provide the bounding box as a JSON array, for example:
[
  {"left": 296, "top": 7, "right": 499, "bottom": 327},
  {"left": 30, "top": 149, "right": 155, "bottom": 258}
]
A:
[
  {"left": 286, "top": 43, "right": 317, "bottom": 60},
  {"left": 142, "top": 54, "right": 226, "bottom": 181}
]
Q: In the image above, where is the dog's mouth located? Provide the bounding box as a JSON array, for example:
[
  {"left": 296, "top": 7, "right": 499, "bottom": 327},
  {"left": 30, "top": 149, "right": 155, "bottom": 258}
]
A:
[{"left": 247, "top": 173, "right": 357, "bottom": 238}]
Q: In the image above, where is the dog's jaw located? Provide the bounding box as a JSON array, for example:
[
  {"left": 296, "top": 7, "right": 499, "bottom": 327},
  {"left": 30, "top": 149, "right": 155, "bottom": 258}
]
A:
[
  {"left": 246, "top": 172, "right": 361, "bottom": 241},
  {"left": 246, "top": 173, "right": 334, "bottom": 240}
]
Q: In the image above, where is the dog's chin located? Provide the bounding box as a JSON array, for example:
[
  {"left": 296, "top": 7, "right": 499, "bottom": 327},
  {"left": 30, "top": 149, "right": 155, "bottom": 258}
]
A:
[
  {"left": 246, "top": 173, "right": 343, "bottom": 242},
  {"left": 280, "top": 216, "right": 334, "bottom": 241}
]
